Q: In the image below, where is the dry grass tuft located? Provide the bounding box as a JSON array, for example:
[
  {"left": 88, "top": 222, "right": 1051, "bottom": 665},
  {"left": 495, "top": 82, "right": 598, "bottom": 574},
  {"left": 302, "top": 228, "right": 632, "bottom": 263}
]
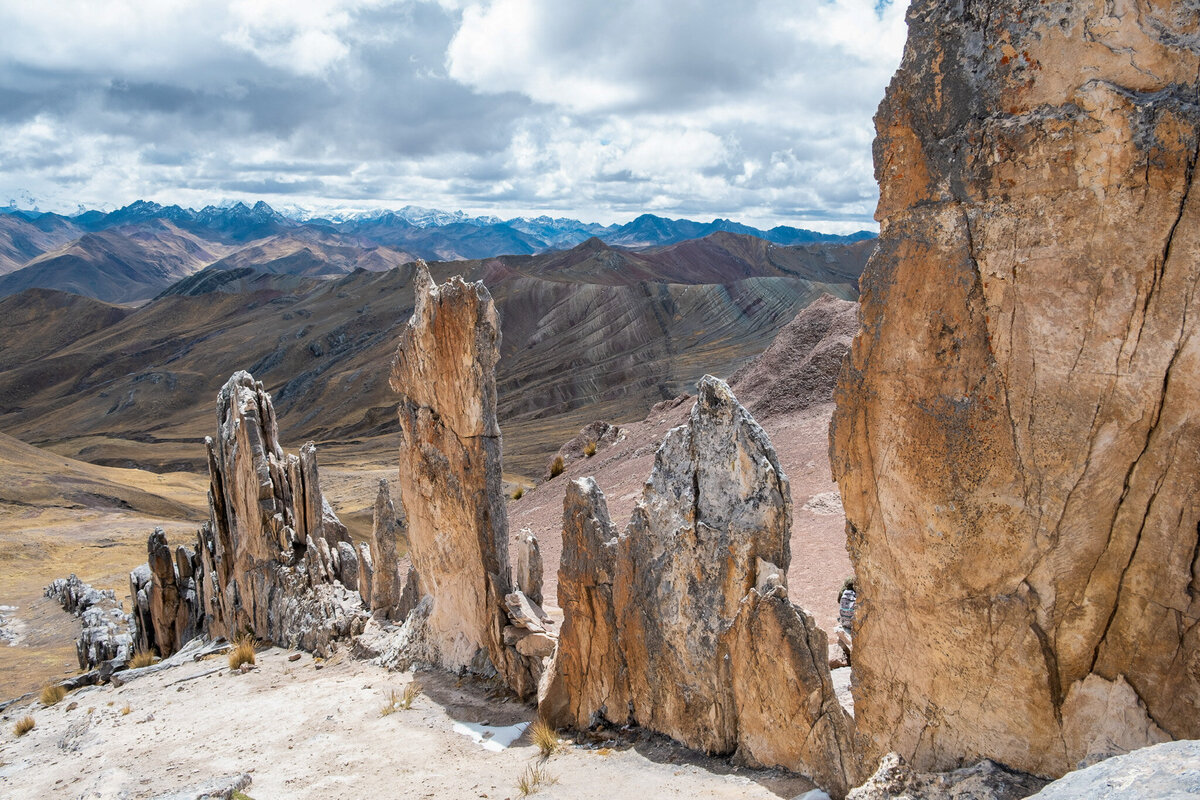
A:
[
  {"left": 516, "top": 763, "right": 557, "bottom": 797},
  {"left": 40, "top": 684, "right": 67, "bottom": 706},
  {"left": 511, "top": 485, "right": 524, "bottom": 500},
  {"left": 228, "top": 635, "right": 257, "bottom": 670},
  {"left": 529, "top": 718, "right": 561, "bottom": 758},
  {"left": 380, "top": 682, "right": 421, "bottom": 716},
  {"left": 549, "top": 455, "right": 565, "bottom": 478},
  {"left": 129, "top": 650, "right": 157, "bottom": 669},
  {"left": 583, "top": 440, "right": 597, "bottom": 457},
  {"left": 120, "top": 704, "right": 132, "bottom": 716},
  {"left": 13, "top": 716, "right": 35, "bottom": 736}
]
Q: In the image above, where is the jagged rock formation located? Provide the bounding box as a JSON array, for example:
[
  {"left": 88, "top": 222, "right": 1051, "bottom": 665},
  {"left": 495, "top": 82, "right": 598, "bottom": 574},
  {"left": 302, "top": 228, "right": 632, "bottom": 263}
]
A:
[
  {"left": 389, "top": 263, "right": 543, "bottom": 697},
  {"left": 45, "top": 575, "right": 133, "bottom": 670},
  {"left": 132, "top": 371, "right": 367, "bottom": 657},
  {"left": 514, "top": 528, "right": 543, "bottom": 606},
  {"left": 831, "top": 0, "right": 1200, "bottom": 776},
  {"left": 364, "top": 478, "right": 404, "bottom": 618},
  {"left": 541, "top": 377, "right": 855, "bottom": 796}
]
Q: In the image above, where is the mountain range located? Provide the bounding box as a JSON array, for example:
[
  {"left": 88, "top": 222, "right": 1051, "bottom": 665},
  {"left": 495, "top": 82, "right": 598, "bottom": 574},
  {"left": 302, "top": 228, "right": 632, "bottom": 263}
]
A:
[
  {"left": 0, "top": 201, "right": 873, "bottom": 303},
  {"left": 0, "top": 233, "right": 871, "bottom": 477}
]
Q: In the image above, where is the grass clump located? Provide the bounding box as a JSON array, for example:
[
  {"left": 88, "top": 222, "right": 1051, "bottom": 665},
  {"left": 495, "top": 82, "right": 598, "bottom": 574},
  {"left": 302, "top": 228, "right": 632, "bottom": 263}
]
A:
[
  {"left": 13, "top": 716, "right": 34, "bottom": 737},
  {"left": 129, "top": 649, "right": 157, "bottom": 669},
  {"left": 529, "top": 718, "right": 561, "bottom": 758},
  {"left": 40, "top": 684, "right": 67, "bottom": 706},
  {"left": 583, "top": 440, "right": 597, "bottom": 457},
  {"left": 380, "top": 682, "right": 421, "bottom": 716},
  {"left": 511, "top": 485, "right": 524, "bottom": 500},
  {"left": 228, "top": 634, "right": 257, "bottom": 669},
  {"left": 516, "top": 763, "right": 557, "bottom": 797},
  {"left": 120, "top": 704, "right": 132, "bottom": 716},
  {"left": 548, "top": 455, "right": 565, "bottom": 479}
]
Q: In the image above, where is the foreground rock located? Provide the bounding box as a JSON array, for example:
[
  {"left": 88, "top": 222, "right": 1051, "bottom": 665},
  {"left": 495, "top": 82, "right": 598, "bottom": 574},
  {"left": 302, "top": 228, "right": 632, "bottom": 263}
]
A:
[
  {"left": 542, "top": 377, "right": 856, "bottom": 796},
  {"left": 847, "top": 752, "right": 1046, "bottom": 800},
  {"left": 1028, "top": 740, "right": 1200, "bottom": 799},
  {"left": 831, "top": 0, "right": 1200, "bottom": 776},
  {"left": 132, "top": 371, "right": 367, "bottom": 657},
  {"left": 389, "top": 263, "right": 544, "bottom": 697},
  {"left": 45, "top": 575, "right": 133, "bottom": 670}
]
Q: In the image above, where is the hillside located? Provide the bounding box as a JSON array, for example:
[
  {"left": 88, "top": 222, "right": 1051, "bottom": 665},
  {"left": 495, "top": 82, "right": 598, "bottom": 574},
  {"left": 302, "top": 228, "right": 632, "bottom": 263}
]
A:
[{"left": 0, "top": 233, "right": 870, "bottom": 476}]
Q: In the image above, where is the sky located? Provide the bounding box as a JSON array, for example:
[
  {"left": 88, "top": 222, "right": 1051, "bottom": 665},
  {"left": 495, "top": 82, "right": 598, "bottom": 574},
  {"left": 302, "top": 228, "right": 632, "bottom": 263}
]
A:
[{"left": 0, "top": 0, "right": 908, "bottom": 233}]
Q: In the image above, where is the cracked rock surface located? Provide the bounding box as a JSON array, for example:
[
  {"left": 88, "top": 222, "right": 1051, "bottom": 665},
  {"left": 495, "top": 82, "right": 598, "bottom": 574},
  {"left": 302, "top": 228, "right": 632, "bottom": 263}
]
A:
[{"left": 831, "top": 0, "right": 1200, "bottom": 776}]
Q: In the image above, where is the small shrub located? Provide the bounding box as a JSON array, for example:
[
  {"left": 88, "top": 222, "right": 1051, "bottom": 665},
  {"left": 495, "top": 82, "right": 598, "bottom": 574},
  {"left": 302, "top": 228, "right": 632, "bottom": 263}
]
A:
[
  {"left": 583, "top": 440, "right": 597, "bottom": 457},
  {"left": 381, "top": 682, "right": 421, "bottom": 716},
  {"left": 549, "top": 456, "right": 565, "bottom": 479},
  {"left": 40, "top": 684, "right": 67, "bottom": 706},
  {"left": 228, "top": 635, "right": 257, "bottom": 669},
  {"left": 13, "top": 716, "right": 34, "bottom": 736},
  {"left": 516, "top": 763, "right": 556, "bottom": 797},
  {"left": 120, "top": 704, "right": 132, "bottom": 716},
  {"left": 529, "top": 718, "right": 561, "bottom": 758},
  {"left": 129, "top": 650, "right": 157, "bottom": 669},
  {"left": 511, "top": 485, "right": 524, "bottom": 500}
]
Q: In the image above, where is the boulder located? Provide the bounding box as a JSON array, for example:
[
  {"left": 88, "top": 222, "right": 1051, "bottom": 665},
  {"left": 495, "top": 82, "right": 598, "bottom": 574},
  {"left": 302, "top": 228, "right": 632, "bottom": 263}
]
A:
[
  {"left": 46, "top": 574, "right": 133, "bottom": 670},
  {"left": 831, "top": 0, "right": 1200, "bottom": 775},
  {"left": 1027, "top": 740, "right": 1200, "bottom": 799},
  {"left": 389, "top": 263, "right": 543, "bottom": 697}
]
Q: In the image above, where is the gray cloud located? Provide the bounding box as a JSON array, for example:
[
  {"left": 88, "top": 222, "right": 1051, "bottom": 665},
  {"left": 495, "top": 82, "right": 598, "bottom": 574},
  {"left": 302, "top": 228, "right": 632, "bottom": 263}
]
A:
[{"left": 0, "top": 0, "right": 905, "bottom": 231}]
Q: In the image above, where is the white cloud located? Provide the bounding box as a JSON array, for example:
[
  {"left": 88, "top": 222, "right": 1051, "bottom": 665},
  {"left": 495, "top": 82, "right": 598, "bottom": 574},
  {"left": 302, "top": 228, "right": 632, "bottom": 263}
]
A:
[{"left": 0, "top": 0, "right": 907, "bottom": 230}]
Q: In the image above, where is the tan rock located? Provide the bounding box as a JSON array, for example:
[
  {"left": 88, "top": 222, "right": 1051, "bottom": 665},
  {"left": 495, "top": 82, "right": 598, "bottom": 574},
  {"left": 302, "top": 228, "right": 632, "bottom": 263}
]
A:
[
  {"left": 367, "top": 478, "right": 404, "bottom": 618},
  {"left": 831, "top": 0, "right": 1200, "bottom": 776},
  {"left": 728, "top": 586, "right": 856, "bottom": 797},
  {"left": 542, "top": 378, "right": 855, "bottom": 795},
  {"left": 538, "top": 477, "right": 632, "bottom": 731},
  {"left": 133, "top": 371, "right": 366, "bottom": 657},
  {"left": 515, "top": 527, "right": 543, "bottom": 607},
  {"left": 389, "top": 263, "right": 541, "bottom": 697}
]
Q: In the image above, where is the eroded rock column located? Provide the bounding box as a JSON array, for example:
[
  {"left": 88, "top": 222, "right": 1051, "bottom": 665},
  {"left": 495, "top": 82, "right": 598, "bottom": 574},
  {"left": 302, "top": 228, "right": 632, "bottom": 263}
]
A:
[
  {"left": 831, "top": 0, "right": 1200, "bottom": 776},
  {"left": 390, "top": 263, "right": 541, "bottom": 697}
]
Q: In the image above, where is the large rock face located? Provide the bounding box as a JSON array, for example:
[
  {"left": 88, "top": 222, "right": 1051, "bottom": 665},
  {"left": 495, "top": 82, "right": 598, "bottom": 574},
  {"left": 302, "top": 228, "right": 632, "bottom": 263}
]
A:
[
  {"left": 132, "top": 371, "right": 366, "bottom": 656},
  {"left": 831, "top": 0, "right": 1200, "bottom": 776},
  {"left": 542, "top": 377, "right": 855, "bottom": 796},
  {"left": 389, "top": 263, "right": 541, "bottom": 697}
]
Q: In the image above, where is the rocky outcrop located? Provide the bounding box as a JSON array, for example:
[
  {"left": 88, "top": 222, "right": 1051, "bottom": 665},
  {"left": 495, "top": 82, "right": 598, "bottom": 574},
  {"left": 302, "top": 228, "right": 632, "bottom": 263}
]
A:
[
  {"left": 542, "top": 420, "right": 622, "bottom": 480},
  {"left": 514, "top": 528, "right": 543, "bottom": 606},
  {"left": 542, "top": 377, "right": 855, "bottom": 796},
  {"left": 364, "top": 479, "right": 404, "bottom": 618},
  {"left": 132, "top": 371, "right": 367, "bottom": 657},
  {"left": 46, "top": 575, "right": 133, "bottom": 670},
  {"left": 831, "top": 0, "right": 1200, "bottom": 776},
  {"left": 847, "top": 753, "right": 1046, "bottom": 800},
  {"left": 1028, "top": 740, "right": 1200, "bottom": 800},
  {"left": 389, "top": 263, "right": 543, "bottom": 697},
  {"left": 729, "top": 293, "right": 859, "bottom": 419}
]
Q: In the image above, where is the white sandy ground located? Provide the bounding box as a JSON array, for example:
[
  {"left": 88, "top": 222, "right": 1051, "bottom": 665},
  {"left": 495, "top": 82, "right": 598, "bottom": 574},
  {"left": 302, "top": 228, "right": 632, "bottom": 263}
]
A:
[{"left": 0, "top": 644, "right": 837, "bottom": 799}]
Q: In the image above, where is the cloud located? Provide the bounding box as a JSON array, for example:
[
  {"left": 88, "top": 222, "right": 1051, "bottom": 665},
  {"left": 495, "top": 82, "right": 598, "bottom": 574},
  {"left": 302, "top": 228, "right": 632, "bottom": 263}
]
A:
[{"left": 0, "top": 0, "right": 905, "bottom": 231}]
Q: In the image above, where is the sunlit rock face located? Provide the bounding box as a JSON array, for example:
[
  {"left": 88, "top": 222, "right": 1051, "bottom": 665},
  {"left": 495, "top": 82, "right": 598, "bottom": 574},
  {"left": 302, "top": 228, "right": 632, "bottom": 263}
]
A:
[
  {"left": 831, "top": 0, "right": 1200, "bottom": 776},
  {"left": 542, "top": 377, "right": 856, "bottom": 797},
  {"left": 389, "top": 263, "right": 541, "bottom": 698}
]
